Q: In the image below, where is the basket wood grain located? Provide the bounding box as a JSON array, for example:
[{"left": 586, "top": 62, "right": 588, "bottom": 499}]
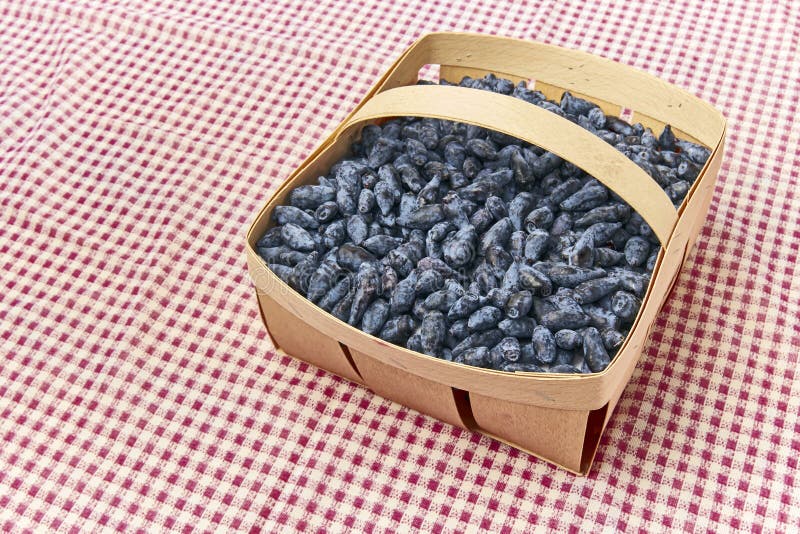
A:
[{"left": 245, "top": 32, "right": 726, "bottom": 474}]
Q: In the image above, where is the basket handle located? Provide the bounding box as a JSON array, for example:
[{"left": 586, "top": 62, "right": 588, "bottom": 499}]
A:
[{"left": 337, "top": 84, "right": 677, "bottom": 244}]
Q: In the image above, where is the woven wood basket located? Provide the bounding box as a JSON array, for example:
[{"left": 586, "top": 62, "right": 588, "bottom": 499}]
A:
[{"left": 245, "top": 33, "right": 726, "bottom": 474}]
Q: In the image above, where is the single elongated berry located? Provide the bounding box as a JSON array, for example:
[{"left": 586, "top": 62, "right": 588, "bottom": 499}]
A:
[
  {"left": 548, "top": 178, "right": 581, "bottom": 205},
  {"left": 417, "top": 311, "right": 446, "bottom": 356},
  {"left": 281, "top": 223, "right": 316, "bottom": 252},
  {"left": 267, "top": 263, "right": 293, "bottom": 285},
  {"left": 405, "top": 138, "right": 428, "bottom": 166},
  {"left": 444, "top": 141, "right": 466, "bottom": 168},
  {"left": 472, "top": 262, "right": 498, "bottom": 294},
  {"left": 323, "top": 220, "right": 347, "bottom": 250},
  {"left": 452, "top": 329, "right": 504, "bottom": 357},
  {"left": 546, "top": 291, "right": 583, "bottom": 312},
  {"left": 289, "top": 185, "right": 335, "bottom": 209},
  {"left": 461, "top": 346, "right": 489, "bottom": 367},
  {"left": 574, "top": 204, "right": 630, "bottom": 227},
  {"left": 424, "top": 287, "right": 461, "bottom": 311},
  {"left": 484, "top": 288, "right": 509, "bottom": 310},
  {"left": 331, "top": 287, "right": 355, "bottom": 322},
  {"left": 257, "top": 226, "right": 283, "bottom": 248},
  {"left": 586, "top": 222, "right": 624, "bottom": 244},
  {"left": 508, "top": 192, "right": 535, "bottom": 230},
  {"left": 362, "top": 234, "right": 402, "bottom": 257},
  {"left": 336, "top": 185, "right": 358, "bottom": 216},
  {"left": 442, "top": 225, "right": 477, "bottom": 268},
  {"left": 358, "top": 189, "right": 376, "bottom": 214},
  {"left": 398, "top": 193, "right": 419, "bottom": 221},
  {"left": 531, "top": 325, "right": 556, "bottom": 364},
  {"left": 509, "top": 230, "right": 527, "bottom": 260},
  {"left": 315, "top": 201, "right": 339, "bottom": 223},
  {"left": 505, "top": 290, "right": 533, "bottom": 319},
  {"left": 465, "top": 138, "right": 497, "bottom": 160},
  {"left": 525, "top": 206, "right": 554, "bottom": 232},
  {"left": 417, "top": 173, "right": 441, "bottom": 205},
  {"left": 518, "top": 265, "right": 553, "bottom": 296},
  {"left": 659, "top": 124, "right": 677, "bottom": 151},
  {"left": 511, "top": 149, "right": 533, "bottom": 184},
  {"left": 550, "top": 212, "right": 573, "bottom": 236},
  {"left": 361, "top": 298, "right": 390, "bottom": 335},
  {"left": 534, "top": 264, "right": 606, "bottom": 288},
  {"left": 415, "top": 269, "right": 444, "bottom": 296},
  {"left": 611, "top": 291, "right": 641, "bottom": 322},
  {"left": 601, "top": 328, "right": 626, "bottom": 352},
  {"left": 490, "top": 336, "right": 521, "bottom": 365},
  {"left": 608, "top": 268, "right": 649, "bottom": 297},
  {"left": 368, "top": 137, "right": 397, "bottom": 168},
  {"left": 606, "top": 116, "right": 634, "bottom": 136},
  {"left": 540, "top": 309, "right": 590, "bottom": 330},
  {"left": 560, "top": 185, "right": 608, "bottom": 211},
  {"left": 524, "top": 230, "right": 550, "bottom": 262},
  {"left": 374, "top": 180, "right": 398, "bottom": 216},
  {"left": 478, "top": 217, "right": 514, "bottom": 254},
  {"left": 274, "top": 205, "right": 319, "bottom": 230},
  {"left": 583, "top": 304, "right": 621, "bottom": 331},
  {"left": 277, "top": 250, "right": 308, "bottom": 266},
  {"left": 457, "top": 180, "right": 498, "bottom": 203},
  {"left": 467, "top": 306, "right": 502, "bottom": 332},
  {"left": 416, "top": 257, "right": 459, "bottom": 279},
  {"left": 446, "top": 318, "right": 468, "bottom": 340},
  {"left": 469, "top": 208, "right": 494, "bottom": 234},
  {"left": 379, "top": 315, "right": 417, "bottom": 344},
  {"left": 484, "top": 195, "right": 508, "bottom": 220},
  {"left": 389, "top": 273, "right": 418, "bottom": 315},
  {"left": 625, "top": 236, "right": 650, "bottom": 267},
  {"left": 501, "top": 261, "right": 520, "bottom": 291},
  {"left": 485, "top": 245, "right": 513, "bottom": 279},
  {"left": 583, "top": 327, "right": 610, "bottom": 372},
  {"left": 499, "top": 317, "right": 536, "bottom": 339},
  {"left": 532, "top": 152, "right": 562, "bottom": 178},
  {"left": 397, "top": 204, "right": 445, "bottom": 230},
  {"left": 573, "top": 276, "right": 619, "bottom": 304},
  {"left": 347, "top": 214, "right": 369, "bottom": 245},
  {"left": 569, "top": 230, "right": 595, "bottom": 267},
  {"left": 336, "top": 243, "right": 376, "bottom": 272},
  {"left": 318, "top": 275, "right": 352, "bottom": 311},
  {"left": 555, "top": 329, "right": 582, "bottom": 350},
  {"left": 258, "top": 245, "right": 291, "bottom": 264},
  {"left": 594, "top": 247, "right": 624, "bottom": 267},
  {"left": 306, "top": 259, "right": 342, "bottom": 303},
  {"left": 441, "top": 191, "right": 471, "bottom": 228},
  {"left": 379, "top": 264, "right": 398, "bottom": 296},
  {"left": 349, "top": 262, "right": 379, "bottom": 325}
]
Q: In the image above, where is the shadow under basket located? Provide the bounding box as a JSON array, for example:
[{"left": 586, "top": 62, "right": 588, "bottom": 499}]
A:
[{"left": 246, "top": 33, "right": 726, "bottom": 475}]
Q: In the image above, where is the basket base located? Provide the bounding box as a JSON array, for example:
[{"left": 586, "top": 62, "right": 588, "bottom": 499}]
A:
[{"left": 255, "top": 291, "right": 613, "bottom": 475}]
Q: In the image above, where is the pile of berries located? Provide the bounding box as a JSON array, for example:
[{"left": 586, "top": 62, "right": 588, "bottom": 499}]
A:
[{"left": 256, "top": 74, "right": 710, "bottom": 374}]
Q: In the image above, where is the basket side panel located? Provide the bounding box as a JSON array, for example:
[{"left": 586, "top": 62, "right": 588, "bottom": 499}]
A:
[
  {"left": 349, "top": 349, "right": 469, "bottom": 429},
  {"left": 256, "top": 291, "right": 364, "bottom": 385},
  {"left": 680, "top": 138, "right": 725, "bottom": 255},
  {"left": 470, "top": 393, "right": 592, "bottom": 473}
]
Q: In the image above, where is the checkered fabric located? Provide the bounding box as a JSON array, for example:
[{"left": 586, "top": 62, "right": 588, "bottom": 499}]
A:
[{"left": 0, "top": 0, "right": 797, "bottom": 531}]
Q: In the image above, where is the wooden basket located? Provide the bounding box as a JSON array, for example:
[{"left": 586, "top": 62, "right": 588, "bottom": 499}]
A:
[{"left": 245, "top": 33, "right": 726, "bottom": 475}]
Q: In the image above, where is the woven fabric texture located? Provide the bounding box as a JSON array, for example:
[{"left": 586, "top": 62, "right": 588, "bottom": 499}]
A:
[{"left": 1, "top": 1, "right": 798, "bottom": 532}]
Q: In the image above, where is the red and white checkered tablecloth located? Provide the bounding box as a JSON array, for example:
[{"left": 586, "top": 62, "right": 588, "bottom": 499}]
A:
[{"left": 1, "top": 0, "right": 798, "bottom": 531}]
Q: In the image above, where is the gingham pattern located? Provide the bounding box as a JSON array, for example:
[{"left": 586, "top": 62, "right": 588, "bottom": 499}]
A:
[{"left": 0, "top": 0, "right": 797, "bottom": 531}]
